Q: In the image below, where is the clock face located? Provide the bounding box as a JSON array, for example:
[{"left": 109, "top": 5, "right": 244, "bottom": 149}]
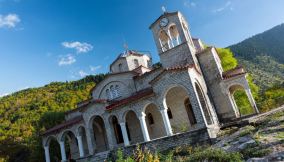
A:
[{"left": 160, "top": 18, "right": 169, "bottom": 27}]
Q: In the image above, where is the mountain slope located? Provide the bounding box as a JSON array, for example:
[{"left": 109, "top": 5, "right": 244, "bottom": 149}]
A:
[
  {"left": 228, "top": 24, "right": 284, "bottom": 89},
  {"left": 0, "top": 75, "right": 105, "bottom": 161}
]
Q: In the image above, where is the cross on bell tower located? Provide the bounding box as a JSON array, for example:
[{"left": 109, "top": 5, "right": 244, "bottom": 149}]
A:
[{"left": 149, "top": 11, "right": 197, "bottom": 68}]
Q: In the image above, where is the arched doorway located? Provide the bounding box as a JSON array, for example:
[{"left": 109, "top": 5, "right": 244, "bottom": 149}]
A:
[
  {"left": 229, "top": 84, "right": 255, "bottom": 116},
  {"left": 125, "top": 110, "right": 144, "bottom": 144},
  {"left": 164, "top": 86, "right": 197, "bottom": 133},
  {"left": 77, "top": 126, "right": 89, "bottom": 155},
  {"left": 45, "top": 136, "right": 61, "bottom": 162},
  {"left": 195, "top": 83, "right": 213, "bottom": 125},
  {"left": 144, "top": 103, "right": 167, "bottom": 139},
  {"left": 109, "top": 115, "right": 124, "bottom": 144},
  {"left": 92, "top": 116, "right": 108, "bottom": 152},
  {"left": 61, "top": 131, "right": 79, "bottom": 160}
]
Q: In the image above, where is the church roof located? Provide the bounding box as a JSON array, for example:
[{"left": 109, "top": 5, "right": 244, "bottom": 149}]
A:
[
  {"left": 41, "top": 116, "right": 83, "bottom": 136},
  {"left": 222, "top": 66, "right": 247, "bottom": 79},
  {"left": 149, "top": 11, "right": 179, "bottom": 29},
  {"left": 106, "top": 88, "right": 154, "bottom": 110}
]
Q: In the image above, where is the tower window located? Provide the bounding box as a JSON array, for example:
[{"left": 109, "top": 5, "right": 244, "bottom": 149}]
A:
[
  {"left": 167, "top": 108, "right": 173, "bottom": 119},
  {"left": 147, "top": 113, "right": 154, "bottom": 125},
  {"left": 118, "top": 63, "right": 123, "bottom": 72},
  {"left": 134, "top": 59, "right": 139, "bottom": 68}
]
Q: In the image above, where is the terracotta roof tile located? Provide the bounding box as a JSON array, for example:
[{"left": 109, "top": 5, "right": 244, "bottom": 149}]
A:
[
  {"left": 42, "top": 116, "right": 83, "bottom": 136},
  {"left": 106, "top": 88, "right": 154, "bottom": 110},
  {"left": 222, "top": 66, "right": 246, "bottom": 79}
]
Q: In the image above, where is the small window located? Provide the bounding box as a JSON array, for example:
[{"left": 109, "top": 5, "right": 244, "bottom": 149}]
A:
[
  {"left": 106, "top": 89, "right": 111, "bottom": 99},
  {"left": 134, "top": 59, "right": 139, "bottom": 68},
  {"left": 118, "top": 63, "right": 123, "bottom": 72},
  {"left": 148, "top": 113, "right": 154, "bottom": 125},
  {"left": 110, "top": 85, "right": 115, "bottom": 99},
  {"left": 115, "top": 85, "right": 120, "bottom": 97},
  {"left": 167, "top": 108, "right": 173, "bottom": 119}
]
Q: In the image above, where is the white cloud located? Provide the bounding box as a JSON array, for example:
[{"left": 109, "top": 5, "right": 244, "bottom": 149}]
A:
[
  {"left": 58, "top": 54, "right": 76, "bottom": 66},
  {"left": 0, "top": 92, "right": 9, "bottom": 97},
  {"left": 90, "top": 65, "right": 102, "bottom": 72},
  {"left": 212, "top": 1, "right": 232, "bottom": 13},
  {"left": 78, "top": 70, "right": 89, "bottom": 77},
  {"left": 184, "top": 1, "right": 196, "bottom": 8},
  {"left": 62, "top": 41, "right": 93, "bottom": 54},
  {"left": 0, "top": 13, "right": 20, "bottom": 28}
]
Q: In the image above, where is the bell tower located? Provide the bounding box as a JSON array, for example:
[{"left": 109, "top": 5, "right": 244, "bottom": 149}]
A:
[{"left": 149, "top": 11, "right": 197, "bottom": 68}]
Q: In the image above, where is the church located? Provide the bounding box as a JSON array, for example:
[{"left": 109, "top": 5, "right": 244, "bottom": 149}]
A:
[{"left": 41, "top": 11, "right": 259, "bottom": 162}]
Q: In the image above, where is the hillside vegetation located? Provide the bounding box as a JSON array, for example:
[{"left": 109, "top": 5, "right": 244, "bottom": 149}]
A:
[{"left": 229, "top": 24, "right": 284, "bottom": 89}]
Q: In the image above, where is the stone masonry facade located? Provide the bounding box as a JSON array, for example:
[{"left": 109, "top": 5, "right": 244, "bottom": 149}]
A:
[{"left": 41, "top": 11, "right": 259, "bottom": 162}]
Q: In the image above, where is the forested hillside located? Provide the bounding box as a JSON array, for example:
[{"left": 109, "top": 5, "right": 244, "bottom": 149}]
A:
[
  {"left": 0, "top": 75, "right": 105, "bottom": 162},
  {"left": 229, "top": 24, "right": 284, "bottom": 89}
]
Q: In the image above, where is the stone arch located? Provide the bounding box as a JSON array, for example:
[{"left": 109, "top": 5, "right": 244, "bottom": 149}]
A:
[
  {"left": 143, "top": 103, "right": 167, "bottom": 139},
  {"left": 159, "top": 30, "right": 171, "bottom": 52},
  {"left": 109, "top": 115, "right": 124, "bottom": 144},
  {"left": 124, "top": 110, "right": 144, "bottom": 144},
  {"left": 90, "top": 115, "right": 109, "bottom": 153},
  {"left": 163, "top": 84, "right": 197, "bottom": 133},
  {"left": 45, "top": 136, "right": 61, "bottom": 162},
  {"left": 228, "top": 84, "right": 255, "bottom": 116},
  {"left": 194, "top": 82, "right": 213, "bottom": 125},
  {"left": 168, "top": 24, "right": 180, "bottom": 47},
  {"left": 77, "top": 126, "right": 89, "bottom": 155},
  {"left": 60, "top": 130, "right": 80, "bottom": 160}
]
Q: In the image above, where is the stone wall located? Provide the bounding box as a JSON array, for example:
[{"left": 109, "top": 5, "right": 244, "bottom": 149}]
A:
[{"left": 109, "top": 128, "right": 211, "bottom": 158}]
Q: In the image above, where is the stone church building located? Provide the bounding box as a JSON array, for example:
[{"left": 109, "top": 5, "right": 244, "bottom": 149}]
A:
[{"left": 42, "top": 11, "right": 259, "bottom": 162}]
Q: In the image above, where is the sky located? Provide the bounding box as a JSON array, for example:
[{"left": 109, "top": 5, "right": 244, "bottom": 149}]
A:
[{"left": 0, "top": 0, "right": 284, "bottom": 96}]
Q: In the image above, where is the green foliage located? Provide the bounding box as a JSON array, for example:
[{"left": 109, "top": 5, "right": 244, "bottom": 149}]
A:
[
  {"left": 229, "top": 23, "right": 284, "bottom": 64},
  {"left": 216, "top": 48, "right": 238, "bottom": 71},
  {"left": 0, "top": 74, "right": 105, "bottom": 161},
  {"left": 240, "top": 143, "right": 271, "bottom": 160}
]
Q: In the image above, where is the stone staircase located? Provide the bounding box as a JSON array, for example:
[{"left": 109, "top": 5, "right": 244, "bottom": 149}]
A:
[{"left": 76, "top": 151, "right": 110, "bottom": 162}]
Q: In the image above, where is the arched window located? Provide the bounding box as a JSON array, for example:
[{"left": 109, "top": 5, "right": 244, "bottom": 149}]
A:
[
  {"left": 110, "top": 85, "right": 115, "bottom": 99},
  {"left": 147, "top": 113, "right": 154, "bottom": 125},
  {"left": 159, "top": 30, "right": 171, "bottom": 52},
  {"left": 118, "top": 63, "right": 123, "bottom": 72},
  {"left": 169, "top": 25, "right": 180, "bottom": 47},
  {"left": 115, "top": 85, "right": 120, "bottom": 97},
  {"left": 106, "top": 89, "right": 111, "bottom": 100},
  {"left": 112, "top": 116, "right": 124, "bottom": 144},
  {"left": 134, "top": 59, "right": 139, "bottom": 68},
  {"left": 195, "top": 83, "right": 213, "bottom": 125},
  {"left": 184, "top": 98, "right": 197, "bottom": 125},
  {"left": 167, "top": 108, "right": 173, "bottom": 119}
]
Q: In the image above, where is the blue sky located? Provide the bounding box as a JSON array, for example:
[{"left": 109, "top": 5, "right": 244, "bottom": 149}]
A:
[{"left": 0, "top": 0, "right": 284, "bottom": 96}]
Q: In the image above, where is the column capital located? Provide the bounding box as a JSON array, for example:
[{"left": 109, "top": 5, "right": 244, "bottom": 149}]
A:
[
  {"left": 138, "top": 112, "right": 146, "bottom": 119},
  {"left": 119, "top": 122, "right": 126, "bottom": 126},
  {"left": 44, "top": 145, "right": 49, "bottom": 150}
]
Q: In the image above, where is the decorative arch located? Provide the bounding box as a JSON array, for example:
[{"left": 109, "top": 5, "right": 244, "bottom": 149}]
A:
[
  {"left": 44, "top": 135, "right": 61, "bottom": 162},
  {"left": 194, "top": 83, "right": 213, "bottom": 125},
  {"left": 77, "top": 126, "right": 89, "bottom": 155},
  {"left": 159, "top": 30, "right": 171, "bottom": 52},
  {"left": 163, "top": 84, "right": 197, "bottom": 133},
  {"left": 60, "top": 130, "right": 80, "bottom": 160},
  {"left": 109, "top": 115, "right": 124, "bottom": 144},
  {"left": 227, "top": 84, "right": 255, "bottom": 116},
  {"left": 124, "top": 110, "right": 144, "bottom": 144},
  {"left": 168, "top": 24, "right": 180, "bottom": 47},
  {"left": 143, "top": 103, "right": 167, "bottom": 139},
  {"left": 90, "top": 115, "right": 109, "bottom": 153}
]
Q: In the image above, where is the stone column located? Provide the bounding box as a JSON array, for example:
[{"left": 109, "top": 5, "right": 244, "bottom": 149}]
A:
[
  {"left": 167, "top": 30, "right": 174, "bottom": 48},
  {"left": 85, "top": 127, "right": 95, "bottom": 155},
  {"left": 138, "top": 113, "right": 150, "bottom": 142},
  {"left": 44, "top": 146, "right": 50, "bottom": 162},
  {"left": 119, "top": 122, "right": 130, "bottom": 146},
  {"left": 104, "top": 118, "right": 115, "bottom": 150},
  {"left": 76, "top": 136, "right": 85, "bottom": 157},
  {"left": 59, "top": 141, "right": 67, "bottom": 162},
  {"left": 245, "top": 89, "right": 259, "bottom": 114},
  {"left": 160, "top": 109, "right": 173, "bottom": 136}
]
